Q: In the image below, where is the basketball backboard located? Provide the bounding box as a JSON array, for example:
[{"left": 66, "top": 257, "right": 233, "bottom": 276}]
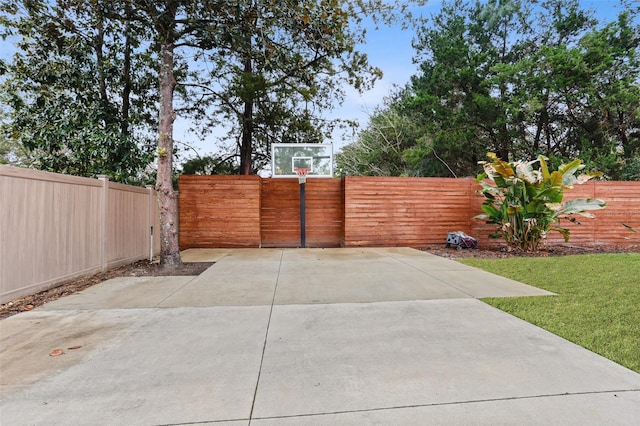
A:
[{"left": 271, "top": 143, "right": 333, "bottom": 178}]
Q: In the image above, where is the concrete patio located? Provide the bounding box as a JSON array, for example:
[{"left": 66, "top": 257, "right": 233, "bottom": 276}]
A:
[{"left": 1, "top": 248, "right": 639, "bottom": 425}]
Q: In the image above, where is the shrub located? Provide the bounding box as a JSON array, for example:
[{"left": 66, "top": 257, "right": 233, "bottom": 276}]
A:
[{"left": 475, "top": 152, "right": 606, "bottom": 251}]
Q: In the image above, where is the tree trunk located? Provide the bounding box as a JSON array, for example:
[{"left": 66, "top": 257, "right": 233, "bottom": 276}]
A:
[
  {"left": 240, "top": 55, "right": 254, "bottom": 175},
  {"left": 121, "top": 1, "right": 132, "bottom": 136},
  {"left": 240, "top": 101, "right": 254, "bottom": 175},
  {"left": 156, "top": 42, "right": 182, "bottom": 269}
]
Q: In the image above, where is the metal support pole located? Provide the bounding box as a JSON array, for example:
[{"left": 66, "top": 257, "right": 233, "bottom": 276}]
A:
[{"left": 300, "top": 181, "right": 306, "bottom": 248}]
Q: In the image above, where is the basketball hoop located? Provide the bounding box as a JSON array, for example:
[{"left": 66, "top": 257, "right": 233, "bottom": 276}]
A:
[
  {"left": 294, "top": 167, "right": 310, "bottom": 247},
  {"left": 294, "top": 167, "right": 310, "bottom": 184}
]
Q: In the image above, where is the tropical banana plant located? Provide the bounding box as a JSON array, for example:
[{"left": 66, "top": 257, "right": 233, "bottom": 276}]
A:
[{"left": 475, "top": 152, "right": 606, "bottom": 251}]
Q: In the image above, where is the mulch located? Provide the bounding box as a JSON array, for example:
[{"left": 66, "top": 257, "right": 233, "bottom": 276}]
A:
[{"left": 423, "top": 243, "right": 640, "bottom": 259}]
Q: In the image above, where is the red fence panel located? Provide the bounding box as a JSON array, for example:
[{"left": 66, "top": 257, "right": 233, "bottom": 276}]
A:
[{"left": 178, "top": 175, "right": 639, "bottom": 249}]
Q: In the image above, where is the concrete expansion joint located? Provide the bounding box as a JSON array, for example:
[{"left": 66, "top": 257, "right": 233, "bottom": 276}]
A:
[
  {"left": 247, "top": 389, "right": 640, "bottom": 423},
  {"left": 380, "top": 249, "right": 478, "bottom": 299},
  {"left": 155, "top": 275, "right": 199, "bottom": 306},
  {"left": 248, "top": 249, "right": 284, "bottom": 420}
]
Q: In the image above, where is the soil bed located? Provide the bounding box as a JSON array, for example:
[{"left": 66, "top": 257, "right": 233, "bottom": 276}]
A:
[{"left": 424, "top": 243, "right": 640, "bottom": 259}]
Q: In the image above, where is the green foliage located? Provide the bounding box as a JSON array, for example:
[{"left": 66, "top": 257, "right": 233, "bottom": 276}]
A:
[
  {"left": 181, "top": 155, "right": 238, "bottom": 175},
  {"left": 463, "top": 254, "right": 640, "bottom": 373},
  {"left": 0, "top": 0, "right": 157, "bottom": 183},
  {"left": 344, "top": 0, "right": 640, "bottom": 179},
  {"left": 336, "top": 102, "right": 421, "bottom": 176},
  {"left": 178, "top": 0, "right": 419, "bottom": 174},
  {"left": 475, "top": 152, "right": 605, "bottom": 251},
  {"left": 621, "top": 156, "right": 640, "bottom": 181}
]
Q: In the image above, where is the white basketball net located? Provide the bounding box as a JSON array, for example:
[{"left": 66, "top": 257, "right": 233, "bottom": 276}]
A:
[{"left": 295, "top": 168, "right": 310, "bottom": 184}]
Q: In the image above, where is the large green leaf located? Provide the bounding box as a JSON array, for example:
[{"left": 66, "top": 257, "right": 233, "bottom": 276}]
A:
[
  {"left": 548, "top": 171, "right": 564, "bottom": 188},
  {"left": 560, "top": 159, "right": 585, "bottom": 187},
  {"left": 539, "top": 155, "right": 551, "bottom": 181},
  {"left": 561, "top": 198, "right": 606, "bottom": 215},
  {"left": 481, "top": 203, "right": 501, "bottom": 219},
  {"left": 551, "top": 225, "right": 571, "bottom": 242}
]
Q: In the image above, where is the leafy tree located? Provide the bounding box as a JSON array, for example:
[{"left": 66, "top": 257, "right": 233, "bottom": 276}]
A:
[
  {"left": 476, "top": 152, "right": 605, "bottom": 251},
  {"left": 0, "top": 128, "right": 32, "bottom": 166},
  {"left": 0, "top": 0, "right": 214, "bottom": 267},
  {"left": 336, "top": 99, "right": 421, "bottom": 176},
  {"left": 515, "top": 4, "right": 640, "bottom": 178},
  {"left": 181, "top": 155, "right": 238, "bottom": 175},
  {"left": 0, "top": 0, "right": 157, "bottom": 183},
  {"left": 344, "top": 0, "right": 639, "bottom": 179},
  {"left": 2, "top": 0, "right": 425, "bottom": 267},
  {"left": 562, "top": 10, "right": 640, "bottom": 176},
  {"left": 183, "top": 0, "right": 421, "bottom": 175},
  {"left": 621, "top": 157, "right": 640, "bottom": 181},
  {"left": 127, "top": 0, "right": 411, "bottom": 265},
  {"left": 124, "top": 0, "right": 222, "bottom": 268},
  {"left": 405, "top": 0, "right": 542, "bottom": 175}
]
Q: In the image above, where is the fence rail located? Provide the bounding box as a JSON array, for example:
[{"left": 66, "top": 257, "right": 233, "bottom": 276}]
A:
[
  {"left": 178, "top": 175, "right": 640, "bottom": 250},
  {"left": 1, "top": 165, "right": 160, "bottom": 304}
]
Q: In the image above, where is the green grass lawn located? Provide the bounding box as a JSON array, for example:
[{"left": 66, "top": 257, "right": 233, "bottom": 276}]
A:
[{"left": 460, "top": 253, "right": 640, "bottom": 374}]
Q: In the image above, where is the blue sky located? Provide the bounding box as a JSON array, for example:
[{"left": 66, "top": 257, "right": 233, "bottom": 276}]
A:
[{"left": 0, "top": 1, "right": 634, "bottom": 160}]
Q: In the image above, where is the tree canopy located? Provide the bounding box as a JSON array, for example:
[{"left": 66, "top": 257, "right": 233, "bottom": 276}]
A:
[
  {"left": 1, "top": 0, "right": 423, "bottom": 266},
  {"left": 337, "top": 0, "right": 640, "bottom": 180},
  {"left": 0, "top": 0, "right": 157, "bottom": 183}
]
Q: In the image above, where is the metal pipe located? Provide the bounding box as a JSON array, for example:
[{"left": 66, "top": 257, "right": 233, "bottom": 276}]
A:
[
  {"left": 149, "top": 225, "right": 154, "bottom": 262},
  {"left": 300, "top": 182, "right": 306, "bottom": 248}
]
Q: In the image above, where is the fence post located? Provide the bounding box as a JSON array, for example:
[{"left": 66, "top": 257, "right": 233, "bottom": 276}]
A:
[
  {"left": 147, "top": 185, "right": 155, "bottom": 261},
  {"left": 97, "top": 175, "right": 109, "bottom": 271}
]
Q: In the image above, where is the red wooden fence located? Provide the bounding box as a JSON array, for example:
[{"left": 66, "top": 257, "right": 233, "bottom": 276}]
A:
[
  {"left": 179, "top": 175, "right": 262, "bottom": 248},
  {"left": 343, "top": 177, "right": 477, "bottom": 246},
  {"left": 260, "top": 178, "right": 343, "bottom": 247},
  {"left": 178, "top": 176, "right": 640, "bottom": 249}
]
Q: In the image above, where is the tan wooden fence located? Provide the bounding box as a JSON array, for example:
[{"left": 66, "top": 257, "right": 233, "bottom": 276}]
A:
[
  {"left": 1, "top": 165, "right": 160, "bottom": 304},
  {"left": 179, "top": 175, "right": 640, "bottom": 250}
]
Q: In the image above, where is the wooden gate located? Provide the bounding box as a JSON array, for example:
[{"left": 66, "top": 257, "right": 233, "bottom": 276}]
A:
[
  {"left": 260, "top": 178, "right": 343, "bottom": 247},
  {"left": 178, "top": 176, "right": 343, "bottom": 248}
]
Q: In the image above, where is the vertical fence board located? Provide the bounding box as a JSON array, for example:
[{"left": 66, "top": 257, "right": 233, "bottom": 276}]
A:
[{"left": 107, "top": 182, "right": 154, "bottom": 267}]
